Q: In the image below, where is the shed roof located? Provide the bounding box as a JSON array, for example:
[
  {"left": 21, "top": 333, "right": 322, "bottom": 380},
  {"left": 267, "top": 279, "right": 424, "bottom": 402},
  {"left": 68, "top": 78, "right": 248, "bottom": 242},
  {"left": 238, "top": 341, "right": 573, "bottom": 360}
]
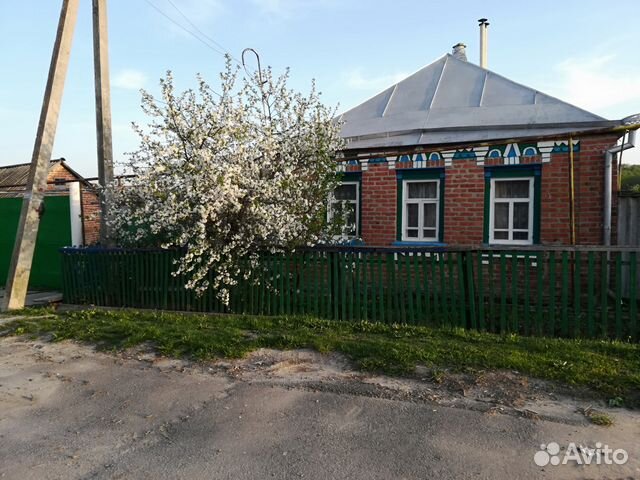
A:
[
  {"left": 338, "top": 54, "right": 619, "bottom": 150},
  {"left": 0, "top": 159, "right": 63, "bottom": 189},
  {"left": 0, "top": 159, "right": 89, "bottom": 198}
]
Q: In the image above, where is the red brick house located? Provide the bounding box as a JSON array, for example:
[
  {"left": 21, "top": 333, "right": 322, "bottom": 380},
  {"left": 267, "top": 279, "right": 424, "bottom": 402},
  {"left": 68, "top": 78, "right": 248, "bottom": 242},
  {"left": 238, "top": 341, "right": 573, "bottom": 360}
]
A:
[
  {"left": 0, "top": 159, "right": 101, "bottom": 245},
  {"left": 333, "top": 45, "right": 638, "bottom": 248}
]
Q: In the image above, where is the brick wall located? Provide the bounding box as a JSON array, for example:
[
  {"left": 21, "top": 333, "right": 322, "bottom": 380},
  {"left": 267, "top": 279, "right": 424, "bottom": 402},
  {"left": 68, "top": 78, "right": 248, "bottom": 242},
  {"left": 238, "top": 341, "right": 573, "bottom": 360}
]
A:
[
  {"left": 360, "top": 162, "right": 396, "bottom": 245},
  {"left": 540, "top": 153, "right": 572, "bottom": 244},
  {"left": 81, "top": 187, "right": 101, "bottom": 245},
  {"left": 356, "top": 133, "right": 622, "bottom": 246},
  {"left": 442, "top": 159, "right": 485, "bottom": 244},
  {"left": 46, "top": 163, "right": 101, "bottom": 245},
  {"left": 539, "top": 135, "right": 620, "bottom": 245},
  {"left": 45, "top": 163, "right": 77, "bottom": 195},
  {"left": 573, "top": 135, "right": 620, "bottom": 245}
]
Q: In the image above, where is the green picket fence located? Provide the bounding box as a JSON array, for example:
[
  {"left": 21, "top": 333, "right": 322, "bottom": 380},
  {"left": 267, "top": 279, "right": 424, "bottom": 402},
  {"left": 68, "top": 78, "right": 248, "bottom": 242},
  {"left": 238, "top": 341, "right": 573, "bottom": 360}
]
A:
[{"left": 60, "top": 245, "right": 640, "bottom": 341}]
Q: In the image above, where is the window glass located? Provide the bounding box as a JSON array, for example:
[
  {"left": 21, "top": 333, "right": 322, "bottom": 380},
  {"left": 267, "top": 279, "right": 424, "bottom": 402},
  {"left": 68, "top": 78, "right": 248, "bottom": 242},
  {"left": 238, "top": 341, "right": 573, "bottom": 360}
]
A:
[
  {"left": 423, "top": 203, "right": 437, "bottom": 228},
  {"left": 343, "top": 205, "right": 356, "bottom": 235},
  {"left": 329, "top": 182, "right": 358, "bottom": 238},
  {"left": 402, "top": 179, "right": 440, "bottom": 241},
  {"left": 494, "top": 180, "right": 529, "bottom": 198},
  {"left": 513, "top": 202, "right": 529, "bottom": 230},
  {"left": 407, "top": 203, "right": 419, "bottom": 228},
  {"left": 494, "top": 203, "right": 509, "bottom": 229},
  {"left": 490, "top": 177, "right": 534, "bottom": 244},
  {"left": 408, "top": 182, "right": 437, "bottom": 199},
  {"left": 333, "top": 183, "right": 357, "bottom": 201}
]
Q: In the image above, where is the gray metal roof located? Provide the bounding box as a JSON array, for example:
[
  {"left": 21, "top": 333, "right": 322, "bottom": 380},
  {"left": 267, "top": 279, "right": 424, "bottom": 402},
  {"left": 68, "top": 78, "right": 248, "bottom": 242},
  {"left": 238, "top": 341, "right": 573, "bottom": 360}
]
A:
[
  {"left": 0, "top": 160, "right": 61, "bottom": 188},
  {"left": 0, "top": 159, "right": 72, "bottom": 198},
  {"left": 338, "top": 54, "right": 618, "bottom": 149}
]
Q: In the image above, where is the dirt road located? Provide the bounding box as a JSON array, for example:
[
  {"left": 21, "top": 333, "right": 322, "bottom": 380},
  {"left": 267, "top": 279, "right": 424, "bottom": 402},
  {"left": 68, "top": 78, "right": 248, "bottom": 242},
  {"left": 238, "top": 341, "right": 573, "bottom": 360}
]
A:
[{"left": 1, "top": 336, "right": 638, "bottom": 479}]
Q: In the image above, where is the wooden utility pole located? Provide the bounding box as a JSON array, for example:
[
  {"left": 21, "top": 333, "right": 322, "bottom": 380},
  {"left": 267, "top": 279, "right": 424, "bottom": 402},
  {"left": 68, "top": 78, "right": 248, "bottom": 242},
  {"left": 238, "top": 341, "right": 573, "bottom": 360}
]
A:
[
  {"left": 92, "top": 0, "right": 114, "bottom": 244},
  {"left": 1, "top": 0, "right": 80, "bottom": 311}
]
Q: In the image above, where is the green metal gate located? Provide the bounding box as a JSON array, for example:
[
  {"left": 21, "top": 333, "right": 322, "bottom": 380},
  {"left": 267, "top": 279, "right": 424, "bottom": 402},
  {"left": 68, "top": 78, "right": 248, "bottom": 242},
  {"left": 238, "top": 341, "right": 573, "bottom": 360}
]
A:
[{"left": 0, "top": 196, "right": 71, "bottom": 290}]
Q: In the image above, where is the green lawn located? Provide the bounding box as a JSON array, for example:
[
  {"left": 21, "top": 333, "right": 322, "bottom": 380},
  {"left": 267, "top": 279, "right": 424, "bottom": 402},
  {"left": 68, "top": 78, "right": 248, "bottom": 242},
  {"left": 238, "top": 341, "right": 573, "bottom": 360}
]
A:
[{"left": 5, "top": 309, "right": 640, "bottom": 403}]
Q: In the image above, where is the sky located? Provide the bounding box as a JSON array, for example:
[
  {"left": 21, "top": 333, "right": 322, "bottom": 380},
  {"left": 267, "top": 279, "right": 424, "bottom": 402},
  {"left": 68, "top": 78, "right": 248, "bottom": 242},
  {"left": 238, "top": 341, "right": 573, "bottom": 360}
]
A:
[{"left": 1, "top": 0, "right": 640, "bottom": 178}]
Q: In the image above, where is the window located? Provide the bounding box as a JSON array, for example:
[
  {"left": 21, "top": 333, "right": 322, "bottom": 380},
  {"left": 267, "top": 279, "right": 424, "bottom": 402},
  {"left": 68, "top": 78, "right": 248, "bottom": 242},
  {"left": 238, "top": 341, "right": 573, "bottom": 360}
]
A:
[
  {"left": 328, "top": 182, "right": 359, "bottom": 238},
  {"left": 402, "top": 180, "right": 440, "bottom": 241},
  {"left": 489, "top": 178, "right": 534, "bottom": 244},
  {"left": 53, "top": 177, "right": 67, "bottom": 191}
]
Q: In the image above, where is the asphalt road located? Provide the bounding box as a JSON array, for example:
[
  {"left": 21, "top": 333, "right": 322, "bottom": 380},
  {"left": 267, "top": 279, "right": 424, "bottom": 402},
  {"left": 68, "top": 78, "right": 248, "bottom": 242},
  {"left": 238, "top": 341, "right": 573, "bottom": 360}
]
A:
[{"left": 1, "top": 336, "right": 638, "bottom": 480}]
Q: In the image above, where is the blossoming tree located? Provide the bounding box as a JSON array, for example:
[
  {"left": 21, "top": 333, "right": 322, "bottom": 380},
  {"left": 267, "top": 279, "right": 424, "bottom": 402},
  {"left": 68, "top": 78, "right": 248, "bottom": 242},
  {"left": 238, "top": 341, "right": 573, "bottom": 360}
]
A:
[{"left": 106, "top": 59, "right": 344, "bottom": 304}]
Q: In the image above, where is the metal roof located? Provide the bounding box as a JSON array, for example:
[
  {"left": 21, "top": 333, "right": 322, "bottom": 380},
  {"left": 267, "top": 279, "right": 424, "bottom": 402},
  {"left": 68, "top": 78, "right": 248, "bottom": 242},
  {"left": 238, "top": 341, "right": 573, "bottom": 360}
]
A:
[
  {"left": 338, "top": 54, "right": 619, "bottom": 150},
  {"left": 0, "top": 160, "right": 62, "bottom": 188},
  {"left": 0, "top": 159, "right": 76, "bottom": 198}
]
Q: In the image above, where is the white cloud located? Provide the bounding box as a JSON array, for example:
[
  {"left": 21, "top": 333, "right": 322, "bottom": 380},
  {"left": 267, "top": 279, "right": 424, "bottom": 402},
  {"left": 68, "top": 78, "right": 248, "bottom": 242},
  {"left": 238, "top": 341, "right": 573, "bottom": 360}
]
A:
[
  {"left": 112, "top": 69, "right": 147, "bottom": 90},
  {"left": 342, "top": 69, "right": 408, "bottom": 92},
  {"left": 545, "top": 54, "right": 640, "bottom": 118},
  {"left": 538, "top": 52, "right": 640, "bottom": 164}
]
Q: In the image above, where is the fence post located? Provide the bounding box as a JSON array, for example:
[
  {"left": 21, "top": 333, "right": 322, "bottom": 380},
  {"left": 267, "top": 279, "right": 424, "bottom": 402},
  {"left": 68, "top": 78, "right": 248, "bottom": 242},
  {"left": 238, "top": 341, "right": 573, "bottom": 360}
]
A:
[
  {"left": 630, "top": 251, "right": 638, "bottom": 341},
  {"left": 58, "top": 246, "right": 639, "bottom": 342},
  {"left": 465, "top": 252, "right": 477, "bottom": 330}
]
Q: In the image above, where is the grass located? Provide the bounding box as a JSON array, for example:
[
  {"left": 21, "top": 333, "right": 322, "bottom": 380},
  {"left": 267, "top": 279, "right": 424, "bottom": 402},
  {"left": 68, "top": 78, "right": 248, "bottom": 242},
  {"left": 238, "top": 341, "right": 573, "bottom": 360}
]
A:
[
  {"left": 588, "top": 412, "right": 615, "bottom": 426},
  {"left": 4, "top": 308, "right": 640, "bottom": 403}
]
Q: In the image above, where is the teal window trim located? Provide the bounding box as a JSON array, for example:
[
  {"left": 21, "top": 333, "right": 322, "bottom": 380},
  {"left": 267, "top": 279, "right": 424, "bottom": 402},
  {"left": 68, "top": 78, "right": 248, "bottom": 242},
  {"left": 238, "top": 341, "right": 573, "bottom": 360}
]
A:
[
  {"left": 396, "top": 169, "right": 445, "bottom": 243},
  {"left": 335, "top": 172, "right": 362, "bottom": 238},
  {"left": 483, "top": 165, "right": 541, "bottom": 244}
]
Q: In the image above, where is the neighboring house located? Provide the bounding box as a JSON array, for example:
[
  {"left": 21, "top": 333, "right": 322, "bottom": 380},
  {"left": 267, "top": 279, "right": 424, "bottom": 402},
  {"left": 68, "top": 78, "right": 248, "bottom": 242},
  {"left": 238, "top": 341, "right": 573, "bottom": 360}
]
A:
[
  {"left": 333, "top": 44, "right": 638, "bottom": 247},
  {"left": 0, "top": 158, "right": 100, "bottom": 289},
  {"left": 0, "top": 158, "right": 101, "bottom": 244}
]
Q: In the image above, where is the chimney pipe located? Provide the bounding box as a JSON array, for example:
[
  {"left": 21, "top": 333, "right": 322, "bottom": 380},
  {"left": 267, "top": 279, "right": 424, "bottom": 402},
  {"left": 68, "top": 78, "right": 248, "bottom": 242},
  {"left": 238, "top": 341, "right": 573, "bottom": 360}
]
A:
[
  {"left": 452, "top": 42, "right": 467, "bottom": 62},
  {"left": 478, "top": 18, "right": 489, "bottom": 68}
]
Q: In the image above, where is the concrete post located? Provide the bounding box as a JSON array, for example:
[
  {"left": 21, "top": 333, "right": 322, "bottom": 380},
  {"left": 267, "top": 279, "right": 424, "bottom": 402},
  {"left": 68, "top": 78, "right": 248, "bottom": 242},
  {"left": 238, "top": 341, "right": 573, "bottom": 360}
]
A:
[
  {"left": 1, "top": 0, "right": 80, "bottom": 311},
  {"left": 93, "top": 0, "right": 114, "bottom": 245}
]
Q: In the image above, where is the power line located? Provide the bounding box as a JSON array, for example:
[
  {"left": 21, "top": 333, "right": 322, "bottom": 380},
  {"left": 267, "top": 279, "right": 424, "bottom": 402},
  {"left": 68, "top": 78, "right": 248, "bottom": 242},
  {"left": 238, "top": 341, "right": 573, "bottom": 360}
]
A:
[
  {"left": 142, "top": 0, "right": 230, "bottom": 60},
  {"left": 140, "top": 1, "right": 272, "bottom": 111},
  {"left": 164, "top": 0, "right": 243, "bottom": 66}
]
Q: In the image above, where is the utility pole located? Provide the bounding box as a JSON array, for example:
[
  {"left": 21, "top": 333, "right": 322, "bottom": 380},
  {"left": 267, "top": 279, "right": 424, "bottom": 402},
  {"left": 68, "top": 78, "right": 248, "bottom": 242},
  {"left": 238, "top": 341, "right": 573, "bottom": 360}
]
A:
[
  {"left": 92, "top": 0, "right": 114, "bottom": 245},
  {"left": 1, "top": 0, "right": 80, "bottom": 311}
]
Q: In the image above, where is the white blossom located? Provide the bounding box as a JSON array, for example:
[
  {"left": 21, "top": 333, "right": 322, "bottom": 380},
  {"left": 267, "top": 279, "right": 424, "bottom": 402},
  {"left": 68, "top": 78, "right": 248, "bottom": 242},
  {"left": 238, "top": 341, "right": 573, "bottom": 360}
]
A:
[{"left": 105, "top": 57, "right": 345, "bottom": 304}]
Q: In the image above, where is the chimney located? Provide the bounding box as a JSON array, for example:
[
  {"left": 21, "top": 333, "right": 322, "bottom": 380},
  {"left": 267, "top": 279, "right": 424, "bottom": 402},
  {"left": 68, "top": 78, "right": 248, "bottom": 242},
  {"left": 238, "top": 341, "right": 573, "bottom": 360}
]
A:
[
  {"left": 478, "top": 18, "right": 489, "bottom": 68},
  {"left": 452, "top": 42, "right": 467, "bottom": 61}
]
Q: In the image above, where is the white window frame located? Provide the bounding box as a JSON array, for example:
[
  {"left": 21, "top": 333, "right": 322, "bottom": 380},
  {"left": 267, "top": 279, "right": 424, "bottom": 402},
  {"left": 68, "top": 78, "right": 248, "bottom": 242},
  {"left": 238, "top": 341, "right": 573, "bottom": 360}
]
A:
[
  {"left": 328, "top": 181, "right": 359, "bottom": 239},
  {"left": 489, "top": 177, "right": 534, "bottom": 245},
  {"left": 401, "top": 179, "right": 440, "bottom": 242}
]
